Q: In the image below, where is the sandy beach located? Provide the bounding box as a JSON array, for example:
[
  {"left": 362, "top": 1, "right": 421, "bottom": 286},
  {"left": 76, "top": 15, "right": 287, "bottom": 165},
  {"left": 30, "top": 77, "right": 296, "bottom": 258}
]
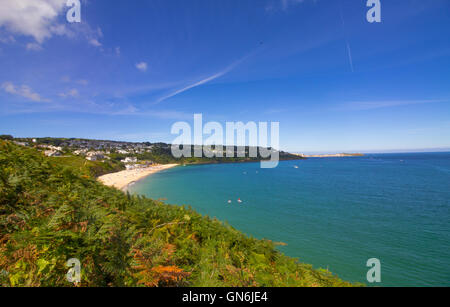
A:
[{"left": 98, "top": 164, "right": 178, "bottom": 191}]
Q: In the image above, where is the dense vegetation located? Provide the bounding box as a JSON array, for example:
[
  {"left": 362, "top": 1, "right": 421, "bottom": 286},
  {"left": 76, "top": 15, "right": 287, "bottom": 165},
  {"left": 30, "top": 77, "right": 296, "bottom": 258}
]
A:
[
  {"left": 12, "top": 137, "right": 304, "bottom": 165},
  {"left": 0, "top": 141, "right": 354, "bottom": 287},
  {"left": 112, "top": 146, "right": 302, "bottom": 165},
  {"left": 48, "top": 156, "right": 125, "bottom": 178}
]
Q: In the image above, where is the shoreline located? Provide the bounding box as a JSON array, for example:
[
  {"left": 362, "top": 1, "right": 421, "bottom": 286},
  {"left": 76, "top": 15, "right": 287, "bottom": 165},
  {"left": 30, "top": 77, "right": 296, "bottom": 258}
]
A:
[
  {"left": 97, "top": 158, "right": 304, "bottom": 191},
  {"left": 98, "top": 164, "right": 178, "bottom": 191},
  {"left": 293, "top": 153, "right": 364, "bottom": 158}
]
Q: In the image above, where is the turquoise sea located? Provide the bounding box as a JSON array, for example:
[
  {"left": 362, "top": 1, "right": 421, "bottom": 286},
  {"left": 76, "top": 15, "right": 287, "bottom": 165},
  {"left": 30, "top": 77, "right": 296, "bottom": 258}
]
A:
[{"left": 129, "top": 153, "right": 450, "bottom": 286}]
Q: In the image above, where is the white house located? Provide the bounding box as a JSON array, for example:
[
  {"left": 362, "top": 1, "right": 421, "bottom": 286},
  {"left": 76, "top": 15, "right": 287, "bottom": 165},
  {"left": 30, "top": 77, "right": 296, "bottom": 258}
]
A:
[
  {"left": 86, "top": 152, "right": 105, "bottom": 161},
  {"left": 73, "top": 149, "right": 88, "bottom": 155},
  {"left": 44, "top": 150, "right": 62, "bottom": 157},
  {"left": 121, "top": 157, "right": 138, "bottom": 163}
]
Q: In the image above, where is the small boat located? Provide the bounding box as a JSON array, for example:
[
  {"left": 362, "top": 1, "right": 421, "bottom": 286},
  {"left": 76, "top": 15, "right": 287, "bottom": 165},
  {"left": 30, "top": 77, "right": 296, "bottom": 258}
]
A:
[
  {"left": 227, "top": 200, "right": 232, "bottom": 204},
  {"left": 294, "top": 166, "right": 299, "bottom": 169},
  {"left": 237, "top": 198, "right": 242, "bottom": 203}
]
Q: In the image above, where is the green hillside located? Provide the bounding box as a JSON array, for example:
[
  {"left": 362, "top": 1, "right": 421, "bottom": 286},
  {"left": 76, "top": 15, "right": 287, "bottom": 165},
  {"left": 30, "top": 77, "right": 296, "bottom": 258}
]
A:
[
  {"left": 0, "top": 141, "right": 355, "bottom": 287},
  {"left": 47, "top": 156, "right": 125, "bottom": 178}
]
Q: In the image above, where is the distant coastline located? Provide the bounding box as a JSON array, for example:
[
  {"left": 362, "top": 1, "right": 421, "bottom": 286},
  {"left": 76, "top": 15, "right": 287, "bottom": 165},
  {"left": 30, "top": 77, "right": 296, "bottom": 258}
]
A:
[{"left": 294, "top": 153, "right": 364, "bottom": 158}]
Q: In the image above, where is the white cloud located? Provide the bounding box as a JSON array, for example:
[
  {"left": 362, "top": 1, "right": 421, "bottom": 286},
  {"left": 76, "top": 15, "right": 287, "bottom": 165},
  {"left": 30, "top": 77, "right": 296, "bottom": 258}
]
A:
[
  {"left": 89, "top": 38, "right": 102, "bottom": 47},
  {"left": 96, "top": 27, "right": 103, "bottom": 38},
  {"left": 1, "top": 81, "right": 49, "bottom": 102},
  {"left": 0, "top": 34, "right": 15, "bottom": 44},
  {"left": 58, "top": 88, "right": 79, "bottom": 98},
  {"left": 0, "top": 0, "right": 67, "bottom": 43},
  {"left": 281, "top": 0, "right": 305, "bottom": 10},
  {"left": 136, "top": 62, "right": 148, "bottom": 72},
  {"left": 0, "top": 1, "right": 103, "bottom": 49},
  {"left": 26, "top": 42, "right": 43, "bottom": 51},
  {"left": 2, "top": 81, "right": 15, "bottom": 94},
  {"left": 60, "top": 76, "right": 88, "bottom": 86},
  {"left": 266, "top": 0, "right": 309, "bottom": 12}
]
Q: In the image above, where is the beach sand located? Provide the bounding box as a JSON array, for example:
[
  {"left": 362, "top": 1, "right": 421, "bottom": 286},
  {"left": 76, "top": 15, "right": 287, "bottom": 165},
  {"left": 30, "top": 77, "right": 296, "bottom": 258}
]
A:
[{"left": 98, "top": 164, "right": 178, "bottom": 191}]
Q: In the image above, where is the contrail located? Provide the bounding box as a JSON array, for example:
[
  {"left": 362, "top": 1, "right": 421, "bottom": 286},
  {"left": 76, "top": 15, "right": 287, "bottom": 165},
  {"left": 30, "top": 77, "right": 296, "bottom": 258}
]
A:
[
  {"left": 155, "top": 52, "right": 253, "bottom": 104},
  {"left": 345, "top": 41, "right": 354, "bottom": 72},
  {"left": 155, "top": 70, "right": 229, "bottom": 104},
  {"left": 339, "top": 1, "right": 354, "bottom": 72}
]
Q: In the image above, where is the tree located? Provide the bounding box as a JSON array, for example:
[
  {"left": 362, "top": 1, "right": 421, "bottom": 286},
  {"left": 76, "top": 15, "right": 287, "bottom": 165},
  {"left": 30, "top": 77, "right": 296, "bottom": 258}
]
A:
[{"left": 0, "top": 134, "right": 13, "bottom": 140}]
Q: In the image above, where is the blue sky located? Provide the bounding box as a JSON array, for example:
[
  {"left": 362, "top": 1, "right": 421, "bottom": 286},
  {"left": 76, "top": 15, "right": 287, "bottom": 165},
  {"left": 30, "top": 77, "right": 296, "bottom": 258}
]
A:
[{"left": 1, "top": 0, "right": 449, "bottom": 153}]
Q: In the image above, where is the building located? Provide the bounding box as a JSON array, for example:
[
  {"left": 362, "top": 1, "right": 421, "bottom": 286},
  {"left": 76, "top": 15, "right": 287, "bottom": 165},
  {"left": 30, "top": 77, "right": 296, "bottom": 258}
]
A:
[
  {"left": 44, "top": 150, "right": 62, "bottom": 157},
  {"left": 73, "top": 149, "right": 88, "bottom": 156},
  {"left": 121, "top": 157, "right": 138, "bottom": 163},
  {"left": 86, "top": 152, "right": 105, "bottom": 161}
]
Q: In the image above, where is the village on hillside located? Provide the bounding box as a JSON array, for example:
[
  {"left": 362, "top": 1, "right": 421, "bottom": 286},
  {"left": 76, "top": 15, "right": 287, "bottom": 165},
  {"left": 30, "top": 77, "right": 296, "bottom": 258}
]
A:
[{"left": 7, "top": 136, "right": 162, "bottom": 170}]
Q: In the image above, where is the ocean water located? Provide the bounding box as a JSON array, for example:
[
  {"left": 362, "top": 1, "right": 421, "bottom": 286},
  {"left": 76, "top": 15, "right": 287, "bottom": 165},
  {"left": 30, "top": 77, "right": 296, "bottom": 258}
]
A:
[{"left": 129, "top": 153, "right": 450, "bottom": 286}]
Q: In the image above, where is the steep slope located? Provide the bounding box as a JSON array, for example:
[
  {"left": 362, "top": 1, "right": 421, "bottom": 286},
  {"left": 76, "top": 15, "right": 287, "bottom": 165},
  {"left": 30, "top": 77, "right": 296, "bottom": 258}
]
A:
[{"left": 0, "top": 141, "right": 354, "bottom": 287}]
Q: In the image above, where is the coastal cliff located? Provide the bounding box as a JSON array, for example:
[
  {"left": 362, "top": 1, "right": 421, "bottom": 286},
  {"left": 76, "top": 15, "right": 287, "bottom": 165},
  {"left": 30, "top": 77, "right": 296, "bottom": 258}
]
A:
[{"left": 0, "top": 141, "right": 356, "bottom": 287}]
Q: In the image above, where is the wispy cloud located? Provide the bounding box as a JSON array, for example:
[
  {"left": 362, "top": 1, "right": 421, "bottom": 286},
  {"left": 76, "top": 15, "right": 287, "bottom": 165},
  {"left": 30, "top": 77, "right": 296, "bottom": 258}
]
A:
[
  {"left": 0, "top": 93, "right": 194, "bottom": 121},
  {"left": 26, "top": 42, "right": 43, "bottom": 51},
  {"left": 155, "top": 72, "right": 225, "bottom": 104},
  {"left": 61, "top": 76, "right": 89, "bottom": 86},
  {"left": 0, "top": 34, "right": 15, "bottom": 44},
  {"left": 339, "top": 1, "right": 353, "bottom": 72},
  {"left": 338, "top": 99, "right": 448, "bottom": 111},
  {"left": 155, "top": 55, "right": 249, "bottom": 104},
  {"left": 58, "top": 88, "right": 79, "bottom": 98},
  {"left": 1, "top": 81, "right": 50, "bottom": 102},
  {"left": 89, "top": 38, "right": 102, "bottom": 47},
  {"left": 266, "top": 0, "right": 309, "bottom": 12},
  {"left": 106, "top": 104, "right": 192, "bottom": 119},
  {"left": 345, "top": 41, "right": 354, "bottom": 72},
  {"left": 136, "top": 62, "right": 148, "bottom": 72},
  {"left": 111, "top": 108, "right": 193, "bottom": 120},
  {"left": 281, "top": 0, "right": 305, "bottom": 10}
]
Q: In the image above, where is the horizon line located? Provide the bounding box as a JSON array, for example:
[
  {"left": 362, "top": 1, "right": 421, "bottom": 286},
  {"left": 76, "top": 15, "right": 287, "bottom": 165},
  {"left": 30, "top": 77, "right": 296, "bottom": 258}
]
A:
[{"left": 7, "top": 135, "right": 450, "bottom": 155}]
